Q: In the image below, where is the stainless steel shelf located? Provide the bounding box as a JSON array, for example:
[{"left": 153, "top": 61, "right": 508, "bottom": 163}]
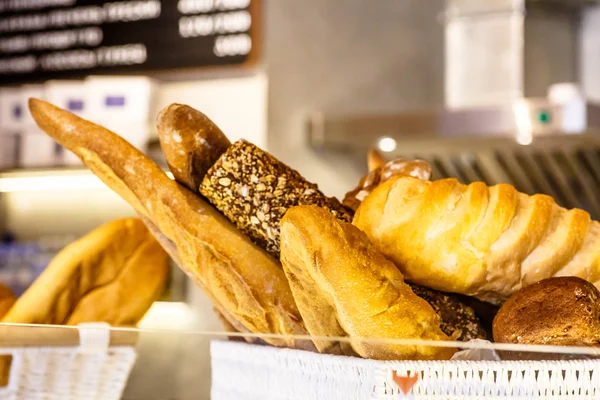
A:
[
  {"left": 0, "top": 166, "right": 173, "bottom": 193},
  {"left": 307, "top": 102, "right": 600, "bottom": 151}
]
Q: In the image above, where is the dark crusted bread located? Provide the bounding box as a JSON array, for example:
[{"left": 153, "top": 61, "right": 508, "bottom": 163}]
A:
[
  {"left": 493, "top": 276, "right": 600, "bottom": 346},
  {"left": 409, "top": 285, "right": 487, "bottom": 341},
  {"left": 200, "top": 140, "right": 353, "bottom": 258}
]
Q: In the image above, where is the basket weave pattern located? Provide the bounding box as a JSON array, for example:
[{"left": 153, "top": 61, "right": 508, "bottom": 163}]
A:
[
  {"left": 0, "top": 346, "right": 136, "bottom": 400},
  {"left": 0, "top": 324, "right": 136, "bottom": 400},
  {"left": 211, "top": 341, "right": 600, "bottom": 400}
]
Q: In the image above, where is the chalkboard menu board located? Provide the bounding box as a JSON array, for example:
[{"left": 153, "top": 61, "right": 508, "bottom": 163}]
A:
[{"left": 0, "top": 0, "right": 259, "bottom": 84}]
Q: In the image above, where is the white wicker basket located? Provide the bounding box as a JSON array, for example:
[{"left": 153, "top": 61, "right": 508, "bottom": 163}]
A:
[
  {"left": 0, "top": 323, "right": 137, "bottom": 400},
  {"left": 211, "top": 340, "right": 600, "bottom": 400}
]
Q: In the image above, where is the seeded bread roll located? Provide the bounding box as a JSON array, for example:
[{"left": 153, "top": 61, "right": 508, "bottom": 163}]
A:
[
  {"left": 200, "top": 140, "right": 353, "bottom": 258},
  {"left": 157, "top": 104, "right": 231, "bottom": 191}
]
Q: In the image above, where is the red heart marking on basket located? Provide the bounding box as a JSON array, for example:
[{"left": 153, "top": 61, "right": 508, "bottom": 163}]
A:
[{"left": 392, "top": 371, "right": 419, "bottom": 395}]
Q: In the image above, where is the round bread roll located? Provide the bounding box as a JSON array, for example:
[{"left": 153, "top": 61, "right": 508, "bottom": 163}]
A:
[
  {"left": 493, "top": 276, "right": 600, "bottom": 347},
  {"left": 157, "top": 103, "right": 231, "bottom": 191},
  {"left": 2, "top": 218, "right": 170, "bottom": 326}
]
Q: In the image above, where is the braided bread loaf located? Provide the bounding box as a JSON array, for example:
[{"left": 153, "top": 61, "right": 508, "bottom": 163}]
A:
[{"left": 353, "top": 176, "right": 599, "bottom": 304}]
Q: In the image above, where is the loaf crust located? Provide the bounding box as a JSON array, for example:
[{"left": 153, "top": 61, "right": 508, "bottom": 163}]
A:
[
  {"left": 280, "top": 205, "right": 455, "bottom": 360},
  {"left": 2, "top": 218, "right": 169, "bottom": 326},
  {"left": 408, "top": 285, "right": 487, "bottom": 341},
  {"left": 157, "top": 103, "right": 231, "bottom": 191},
  {"left": 367, "top": 149, "right": 387, "bottom": 172},
  {"left": 343, "top": 157, "right": 432, "bottom": 212},
  {"left": 28, "top": 99, "right": 310, "bottom": 349},
  {"left": 354, "top": 176, "right": 599, "bottom": 303},
  {"left": 493, "top": 277, "right": 600, "bottom": 346},
  {"left": 200, "top": 140, "right": 353, "bottom": 258}
]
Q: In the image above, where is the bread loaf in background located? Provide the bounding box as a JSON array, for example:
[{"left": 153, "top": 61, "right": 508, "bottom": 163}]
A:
[
  {"left": 343, "top": 153, "right": 432, "bottom": 212},
  {"left": 2, "top": 218, "right": 169, "bottom": 326},
  {"left": 354, "top": 175, "right": 600, "bottom": 304},
  {"left": 280, "top": 205, "right": 456, "bottom": 360},
  {"left": 345, "top": 150, "right": 487, "bottom": 341}
]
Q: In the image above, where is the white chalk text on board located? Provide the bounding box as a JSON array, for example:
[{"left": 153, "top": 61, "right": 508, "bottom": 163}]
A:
[{"left": 0, "top": 0, "right": 257, "bottom": 83}]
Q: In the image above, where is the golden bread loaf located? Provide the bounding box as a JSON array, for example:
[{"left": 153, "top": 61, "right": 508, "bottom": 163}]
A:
[
  {"left": 28, "top": 98, "right": 311, "bottom": 349},
  {"left": 493, "top": 277, "right": 600, "bottom": 346},
  {"left": 0, "top": 284, "right": 16, "bottom": 319},
  {"left": 345, "top": 151, "right": 487, "bottom": 341},
  {"left": 354, "top": 176, "right": 600, "bottom": 304},
  {"left": 157, "top": 103, "right": 231, "bottom": 191},
  {"left": 280, "top": 205, "right": 456, "bottom": 360},
  {"left": 2, "top": 218, "right": 168, "bottom": 326}
]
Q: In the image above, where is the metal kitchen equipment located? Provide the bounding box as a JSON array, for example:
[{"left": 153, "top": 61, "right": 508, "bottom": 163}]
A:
[
  {"left": 308, "top": 1, "right": 600, "bottom": 220},
  {"left": 444, "top": 0, "right": 600, "bottom": 108},
  {"left": 308, "top": 99, "right": 600, "bottom": 219}
]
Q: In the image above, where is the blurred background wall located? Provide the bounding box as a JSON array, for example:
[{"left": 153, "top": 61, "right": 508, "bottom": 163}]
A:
[{"left": 266, "top": 0, "right": 445, "bottom": 197}]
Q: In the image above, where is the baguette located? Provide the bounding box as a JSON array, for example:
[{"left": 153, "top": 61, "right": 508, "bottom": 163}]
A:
[
  {"left": 280, "top": 205, "right": 455, "bottom": 360},
  {"left": 28, "top": 98, "right": 311, "bottom": 349},
  {"left": 2, "top": 218, "right": 168, "bottom": 326},
  {"left": 354, "top": 176, "right": 600, "bottom": 304},
  {"left": 157, "top": 104, "right": 231, "bottom": 191}
]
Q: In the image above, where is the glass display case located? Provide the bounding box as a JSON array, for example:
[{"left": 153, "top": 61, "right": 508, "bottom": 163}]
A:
[{"left": 0, "top": 323, "right": 598, "bottom": 400}]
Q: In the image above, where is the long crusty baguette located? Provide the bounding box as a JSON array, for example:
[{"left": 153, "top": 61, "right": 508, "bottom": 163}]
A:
[
  {"left": 28, "top": 98, "right": 310, "bottom": 349},
  {"left": 2, "top": 218, "right": 168, "bottom": 325},
  {"left": 157, "top": 103, "right": 231, "bottom": 191},
  {"left": 354, "top": 176, "right": 600, "bottom": 304},
  {"left": 280, "top": 205, "right": 455, "bottom": 360}
]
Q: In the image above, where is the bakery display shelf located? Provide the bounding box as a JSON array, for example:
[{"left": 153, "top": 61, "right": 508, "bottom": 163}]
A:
[
  {"left": 0, "top": 166, "right": 173, "bottom": 193},
  {"left": 0, "top": 324, "right": 599, "bottom": 400}
]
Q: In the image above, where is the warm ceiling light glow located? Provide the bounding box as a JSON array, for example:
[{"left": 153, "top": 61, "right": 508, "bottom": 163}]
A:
[
  {"left": 138, "top": 301, "right": 194, "bottom": 330},
  {"left": 0, "top": 175, "right": 105, "bottom": 192},
  {"left": 513, "top": 101, "right": 533, "bottom": 146},
  {"left": 0, "top": 170, "right": 174, "bottom": 192},
  {"left": 377, "top": 136, "right": 397, "bottom": 152}
]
